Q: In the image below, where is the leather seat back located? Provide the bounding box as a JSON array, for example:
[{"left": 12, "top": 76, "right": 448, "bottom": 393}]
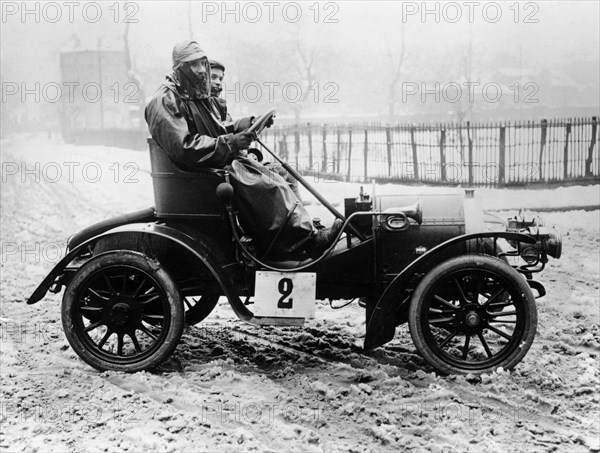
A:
[{"left": 148, "top": 138, "right": 225, "bottom": 218}]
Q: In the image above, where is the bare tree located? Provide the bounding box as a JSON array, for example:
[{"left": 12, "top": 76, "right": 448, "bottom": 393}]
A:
[
  {"left": 123, "top": 22, "right": 132, "bottom": 72},
  {"left": 122, "top": 21, "right": 145, "bottom": 129},
  {"left": 456, "top": 23, "right": 475, "bottom": 164},
  {"left": 290, "top": 32, "right": 317, "bottom": 123},
  {"left": 215, "top": 25, "right": 320, "bottom": 122},
  {"left": 188, "top": 0, "right": 194, "bottom": 40},
  {"left": 385, "top": 23, "right": 406, "bottom": 123},
  {"left": 456, "top": 23, "right": 474, "bottom": 124}
]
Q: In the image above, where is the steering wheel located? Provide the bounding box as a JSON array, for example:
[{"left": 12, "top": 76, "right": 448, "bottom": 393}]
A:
[{"left": 247, "top": 108, "right": 276, "bottom": 135}]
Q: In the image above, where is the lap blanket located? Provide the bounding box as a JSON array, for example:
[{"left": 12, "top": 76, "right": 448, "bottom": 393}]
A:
[{"left": 228, "top": 157, "right": 313, "bottom": 258}]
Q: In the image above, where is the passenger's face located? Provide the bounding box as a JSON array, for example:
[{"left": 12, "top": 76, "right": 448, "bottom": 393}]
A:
[
  {"left": 211, "top": 68, "right": 224, "bottom": 91},
  {"left": 188, "top": 58, "right": 207, "bottom": 76},
  {"left": 248, "top": 152, "right": 259, "bottom": 162}
]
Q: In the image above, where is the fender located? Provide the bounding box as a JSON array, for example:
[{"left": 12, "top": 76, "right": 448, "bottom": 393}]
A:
[
  {"left": 364, "top": 231, "right": 535, "bottom": 350},
  {"left": 27, "top": 223, "right": 256, "bottom": 324},
  {"left": 67, "top": 207, "right": 156, "bottom": 250}
]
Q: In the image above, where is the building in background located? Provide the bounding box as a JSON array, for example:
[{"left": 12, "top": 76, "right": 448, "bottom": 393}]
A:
[{"left": 59, "top": 40, "right": 146, "bottom": 149}]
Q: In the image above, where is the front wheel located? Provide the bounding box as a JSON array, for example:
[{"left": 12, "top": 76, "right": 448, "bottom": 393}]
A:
[
  {"left": 408, "top": 255, "right": 537, "bottom": 375},
  {"left": 62, "top": 251, "right": 184, "bottom": 372}
]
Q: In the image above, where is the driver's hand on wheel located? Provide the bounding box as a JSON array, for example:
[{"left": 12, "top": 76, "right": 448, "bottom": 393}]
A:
[
  {"left": 230, "top": 131, "right": 255, "bottom": 154},
  {"left": 265, "top": 115, "right": 275, "bottom": 128}
]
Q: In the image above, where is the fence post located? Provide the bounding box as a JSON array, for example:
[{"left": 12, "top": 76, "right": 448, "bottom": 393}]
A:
[
  {"left": 538, "top": 119, "right": 547, "bottom": 181},
  {"left": 499, "top": 125, "right": 506, "bottom": 185},
  {"left": 386, "top": 125, "right": 392, "bottom": 177},
  {"left": 321, "top": 124, "right": 327, "bottom": 172},
  {"left": 307, "top": 123, "right": 313, "bottom": 168},
  {"left": 467, "top": 121, "right": 473, "bottom": 185},
  {"left": 336, "top": 128, "right": 341, "bottom": 173},
  {"left": 363, "top": 128, "right": 368, "bottom": 181},
  {"left": 586, "top": 116, "right": 598, "bottom": 176},
  {"left": 281, "top": 130, "right": 288, "bottom": 161},
  {"left": 439, "top": 127, "right": 446, "bottom": 182},
  {"left": 347, "top": 127, "right": 353, "bottom": 181},
  {"left": 294, "top": 127, "right": 300, "bottom": 169},
  {"left": 563, "top": 121, "right": 572, "bottom": 179},
  {"left": 459, "top": 123, "right": 465, "bottom": 165},
  {"left": 410, "top": 125, "right": 419, "bottom": 180}
]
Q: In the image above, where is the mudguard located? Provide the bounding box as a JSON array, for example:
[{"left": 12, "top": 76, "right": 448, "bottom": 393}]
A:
[
  {"left": 27, "top": 223, "right": 256, "bottom": 324},
  {"left": 67, "top": 207, "right": 156, "bottom": 250},
  {"left": 364, "top": 231, "right": 536, "bottom": 350}
]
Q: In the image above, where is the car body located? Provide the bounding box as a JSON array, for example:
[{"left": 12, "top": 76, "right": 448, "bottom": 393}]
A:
[{"left": 28, "top": 133, "right": 562, "bottom": 375}]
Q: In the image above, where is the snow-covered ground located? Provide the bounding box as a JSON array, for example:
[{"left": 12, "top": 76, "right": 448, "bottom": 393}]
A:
[{"left": 1, "top": 134, "right": 599, "bottom": 452}]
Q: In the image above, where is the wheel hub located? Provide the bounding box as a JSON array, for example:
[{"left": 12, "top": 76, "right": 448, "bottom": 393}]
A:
[
  {"left": 465, "top": 311, "right": 481, "bottom": 328},
  {"left": 108, "top": 302, "right": 132, "bottom": 326}
]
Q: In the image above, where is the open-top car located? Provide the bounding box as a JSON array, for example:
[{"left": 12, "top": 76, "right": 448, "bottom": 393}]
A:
[{"left": 27, "top": 109, "right": 562, "bottom": 375}]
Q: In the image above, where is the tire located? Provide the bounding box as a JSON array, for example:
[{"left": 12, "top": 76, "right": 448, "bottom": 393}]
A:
[
  {"left": 61, "top": 251, "right": 184, "bottom": 372},
  {"left": 183, "top": 295, "right": 219, "bottom": 325},
  {"left": 408, "top": 255, "right": 537, "bottom": 375}
]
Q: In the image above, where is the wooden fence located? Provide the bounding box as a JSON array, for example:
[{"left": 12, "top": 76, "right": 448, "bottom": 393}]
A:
[{"left": 259, "top": 117, "right": 599, "bottom": 186}]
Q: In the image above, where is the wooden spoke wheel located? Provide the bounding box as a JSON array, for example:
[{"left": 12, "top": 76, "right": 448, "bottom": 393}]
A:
[
  {"left": 409, "top": 255, "right": 537, "bottom": 375},
  {"left": 62, "top": 251, "right": 184, "bottom": 372}
]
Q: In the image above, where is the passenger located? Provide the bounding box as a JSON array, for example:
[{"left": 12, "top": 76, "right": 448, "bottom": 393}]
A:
[
  {"left": 145, "top": 40, "right": 341, "bottom": 259},
  {"left": 208, "top": 59, "right": 232, "bottom": 122},
  {"left": 210, "top": 59, "right": 300, "bottom": 200}
]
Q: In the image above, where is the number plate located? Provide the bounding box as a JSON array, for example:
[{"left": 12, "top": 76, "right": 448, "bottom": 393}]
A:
[{"left": 253, "top": 271, "right": 316, "bottom": 319}]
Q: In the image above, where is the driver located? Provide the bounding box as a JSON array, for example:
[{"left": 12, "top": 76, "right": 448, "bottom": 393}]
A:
[{"left": 145, "top": 40, "right": 342, "bottom": 259}]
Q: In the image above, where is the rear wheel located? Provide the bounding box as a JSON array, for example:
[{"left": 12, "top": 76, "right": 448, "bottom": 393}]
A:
[
  {"left": 408, "top": 255, "right": 537, "bottom": 375},
  {"left": 62, "top": 251, "right": 184, "bottom": 372},
  {"left": 183, "top": 295, "right": 219, "bottom": 325}
]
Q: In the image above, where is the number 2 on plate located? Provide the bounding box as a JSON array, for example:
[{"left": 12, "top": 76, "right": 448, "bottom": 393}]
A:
[{"left": 277, "top": 278, "right": 294, "bottom": 309}]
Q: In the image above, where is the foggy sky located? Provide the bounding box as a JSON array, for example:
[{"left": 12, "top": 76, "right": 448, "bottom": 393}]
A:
[{"left": 1, "top": 1, "right": 599, "bottom": 123}]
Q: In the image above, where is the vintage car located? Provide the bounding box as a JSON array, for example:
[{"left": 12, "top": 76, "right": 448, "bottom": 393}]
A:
[{"left": 27, "top": 109, "right": 562, "bottom": 375}]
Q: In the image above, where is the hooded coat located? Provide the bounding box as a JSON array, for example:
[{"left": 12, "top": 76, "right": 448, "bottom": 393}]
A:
[
  {"left": 144, "top": 73, "right": 314, "bottom": 258},
  {"left": 145, "top": 74, "right": 252, "bottom": 170}
]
